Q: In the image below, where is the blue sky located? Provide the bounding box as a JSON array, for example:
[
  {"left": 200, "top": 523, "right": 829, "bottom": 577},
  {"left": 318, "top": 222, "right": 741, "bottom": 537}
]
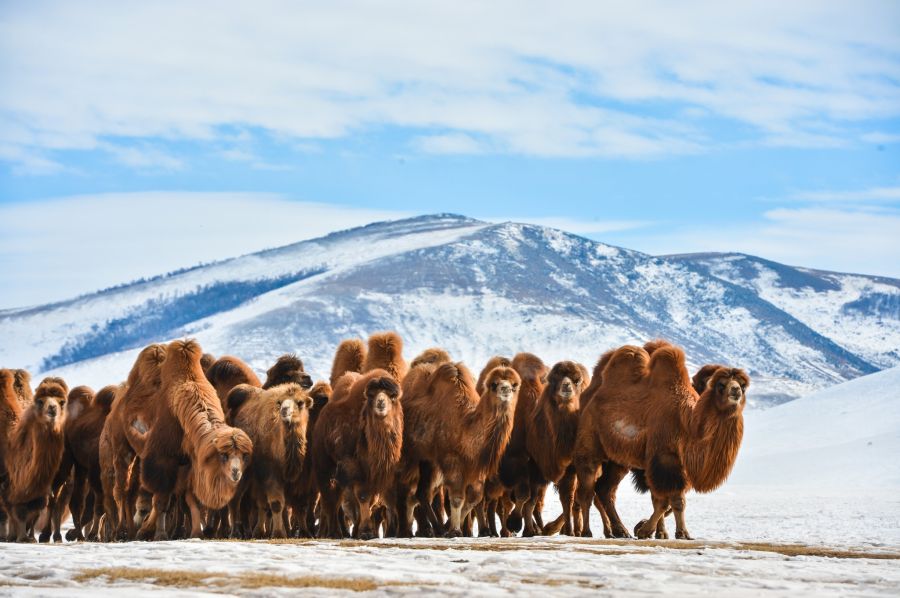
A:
[{"left": 1, "top": 1, "right": 899, "bottom": 307}]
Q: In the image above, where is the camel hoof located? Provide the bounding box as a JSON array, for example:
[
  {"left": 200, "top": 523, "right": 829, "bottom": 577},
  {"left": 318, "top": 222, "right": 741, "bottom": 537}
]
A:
[
  {"left": 655, "top": 530, "right": 669, "bottom": 540},
  {"left": 505, "top": 513, "right": 523, "bottom": 533},
  {"left": 611, "top": 526, "right": 632, "bottom": 539},
  {"left": 675, "top": 530, "right": 693, "bottom": 540},
  {"left": 580, "top": 529, "right": 593, "bottom": 538},
  {"left": 522, "top": 528, "right": 535, "bottom": 538},
  {"left": 444, "top": 529, "right": 462, "bottom": 538},
  {"left": 478, "top": 529, "right": 491, "bottom": 537},
  {"left": 38, "top": 532, "right": 50, "bottom": 543},
  {"left": 53, "top": 533, "right": 62, "bottom": 543},
  {"left": 635, "top": 520, "right": 654, "bottom": 540},
  {"left": 65, "top": 529, "right": 83, "bottom": 542},
  {"left": 153, "top": 530, "right": 169, "bottom": 542}
]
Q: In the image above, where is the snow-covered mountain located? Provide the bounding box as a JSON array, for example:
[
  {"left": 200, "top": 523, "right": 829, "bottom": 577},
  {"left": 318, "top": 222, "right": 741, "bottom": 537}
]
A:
[{"left": 2, "top": 213, "right": 897, "bottom": 406}]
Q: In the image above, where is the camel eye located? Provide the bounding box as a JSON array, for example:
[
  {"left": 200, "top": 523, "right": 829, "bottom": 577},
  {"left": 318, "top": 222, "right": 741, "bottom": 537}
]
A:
[
  {"left": 59, "top": 400, "right": 66, "bottom": 407},
  {"left": 219, "top": 453, "right": 228, "bottom": 463},
  {"left": 490, "top": 382, "right": 498, "bottom": 392},
  {"left": 36, "top": 399, "right": 44, "bottom": 408}
]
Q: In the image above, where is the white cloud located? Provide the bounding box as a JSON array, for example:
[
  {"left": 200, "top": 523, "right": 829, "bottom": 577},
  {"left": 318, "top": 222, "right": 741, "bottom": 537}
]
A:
[
  {"left": 415, "top": 133, "right": 485, "bottom": 155},
  {"left": 618, "top": 206, "right": 900, "bottom": 278},
  {"left": 1, "top": 1, "right": 898, "bottom": 167},
  {"left": 790, "top": 185, "right": 900, "bottom": 203},
  {"left": 0, "top": 192, "right": 409, "bottom": 308}
]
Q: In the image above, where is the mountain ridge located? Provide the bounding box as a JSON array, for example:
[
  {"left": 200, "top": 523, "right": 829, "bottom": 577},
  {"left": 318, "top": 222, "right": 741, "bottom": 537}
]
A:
[{"left": 2, "top": 213, "right": 897, "bottom": 407}]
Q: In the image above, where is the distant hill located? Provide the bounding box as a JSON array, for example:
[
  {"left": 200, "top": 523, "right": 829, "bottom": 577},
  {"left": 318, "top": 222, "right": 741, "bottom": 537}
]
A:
[{"left": 3, "top": 213, "right": 898, "bottom": 406}]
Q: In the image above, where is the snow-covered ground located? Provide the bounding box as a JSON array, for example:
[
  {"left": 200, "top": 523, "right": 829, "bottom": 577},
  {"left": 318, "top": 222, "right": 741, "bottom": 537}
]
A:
[{"left": 1, "top": 367, "right": 898, "bottom": 596}]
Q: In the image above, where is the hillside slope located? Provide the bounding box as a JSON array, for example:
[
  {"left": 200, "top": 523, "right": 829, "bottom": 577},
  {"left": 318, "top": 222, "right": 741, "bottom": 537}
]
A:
[{"left": 3, "top": 214, "right": 897, "bottom": 405}]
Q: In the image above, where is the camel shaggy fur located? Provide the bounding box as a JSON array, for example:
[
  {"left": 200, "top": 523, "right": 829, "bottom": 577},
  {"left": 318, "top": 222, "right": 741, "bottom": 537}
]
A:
[
  {"left": 263, "top": 354, "right": 313, "bottom": 390},
  {"left": 98, "top": 344, "right": 166, "bottom": 541},
  {"left": 288, "top": 380, "right": 332, "bottom": 537},
  {"left": 573, "top": 343, "right": 748, "bottom": 539},
  {"left": 312, "top": 370, "right": 403, "bottom": 539},
  {"left": 58, "top": 385, "right": 115, "bottom": 542},
  {"left": 3, "top": 378, "right": 68, "bottom": 541},
  {"left": 228, "top": 383, "right": 311, "bottom": 538},
  {"left": 0, "top": 370, "right": 23, "bottom": 540},
  {"left": 206, "top": 356, "right": 261, "bottom": 412},
  {"left": 363, "top": 332, "right": 408, "bottom": 381},
  {"left": 409, "top": 348, "right": 452, "bottom": 369},
  {"left": 400, "top": 362, "right": 520, "bottom": 537},
  {"left": 498, "top": 353, "right": 548, "bottom": 535},
  {"left": 330, "top": 339, "right": 366, "bottom": 387},
  {"left": 11, "top": 369, "right": 33, "bottom": 410},
  {"left": 523, "top": 360, "right": 588, "bottom": 536},
  {"left": 140, "top": 339, "right": 252, "bottom": 539}
]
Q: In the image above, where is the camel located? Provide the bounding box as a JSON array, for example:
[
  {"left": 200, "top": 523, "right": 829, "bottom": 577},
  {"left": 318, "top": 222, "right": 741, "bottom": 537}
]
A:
[{"left": 573, "top": 342, "right": 748, "bottom": 539}]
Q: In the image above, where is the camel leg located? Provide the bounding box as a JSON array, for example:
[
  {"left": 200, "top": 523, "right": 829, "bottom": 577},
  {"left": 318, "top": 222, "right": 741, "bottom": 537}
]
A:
[
  {"left": 184, "top": 492, "right": 204, "bottom": 539},
  {"left": 574, "top": 459, "right": 602, "bottom": 538},
  {"left": 672, "top": 494, "right": 692, "bottom": 540},
  {"left": 522, "top": 481, "right": 545, "bottom": 538},
  {"left": 443, "top": 470, "right": 465, "bottom": 538},
  {"left": 594, "top": 462, "right": 631, "bottom": 538},
  {"left": 635, "top": 494, "right": 669, "bottom": 539},
  {"left": 533, "top": 490, "right": 545, "bottom": 530},
  {"left": 51, "top": 478, "right": 73, "bottom": 543},
  {"left": 136, "top": 492, "right": 165, "bottom": 541},
  {"left": 557, "top": 470, "right": 577, "bottom": 536},
  {"left": 267, "top": 486, "right": 287, "bottom": 539}
]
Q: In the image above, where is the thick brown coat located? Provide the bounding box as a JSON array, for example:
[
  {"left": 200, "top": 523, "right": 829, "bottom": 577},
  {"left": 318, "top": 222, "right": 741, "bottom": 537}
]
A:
[
  {"left": 363, "top": 332, "right": 408, "bottom": 381},
  {"left": 229, "top": 383, "right": 311, "bottom": 538},
  {"left": 264, "top": 354, "right": 313, "bottom": 390},
  {"left": 312, "top": 369, "right": 403, "bottom": 539},
  {"left": 573, "top": 343, "right": 748, "bottom": 539},
  {"left": 3, "top": 378, "right": 68, "bottom": 541},
  {"left": 161, "top": 340, "right": 253, "bottom": 511},
  {"left": 205, "top": 356, "right": 261, "bottom": 410},
  {"left": 330, "top": 339, "right": 366, "bottom": 387},
  {"left": 400, "top": 362, "right": 520, "bottom": 536},
  {"left": 98, "top": 344, "right": 166, "bottom": 540}
]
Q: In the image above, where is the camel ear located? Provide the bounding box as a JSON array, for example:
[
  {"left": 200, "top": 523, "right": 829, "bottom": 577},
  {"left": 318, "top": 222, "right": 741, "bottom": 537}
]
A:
[{"left": 301, "top": 394, "right": 313, "bottom": 409}]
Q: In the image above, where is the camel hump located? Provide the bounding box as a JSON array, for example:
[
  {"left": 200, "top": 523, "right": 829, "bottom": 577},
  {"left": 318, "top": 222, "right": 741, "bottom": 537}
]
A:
[
  {"left": 68, "top": 385, "right": 94, "bottom": 405},
  {"left": 643, "top": 339, "right": 673, "bottom": 355},
  {"left": 94, "top": 384, "right": 119, "bottom": 412},
  {"left": 430, "top": 361, "right": 475, "bottom": 391},
  {"left": 410, "top": 347, "right": 452, "bottom": 369},
  {"left": 166, "top": 339, "right": 203, "bottom": 364},
  {"left": 648, "top": 345, "right": 691, "bottom": 389},
  {"left": 0, "top": 369, "right": 13, "bottom": 386},
  {"left": 512, "top": 352, "right": 547, "bottom": 385},
  {"left": 600, "top": 345, "right": 649, "bottom": 387},
  {"left": 369, "top": 331, "right": 403, "bottom": 351},
  {"left": 226, "top": 384, "right": 260, "bottom": 415}
]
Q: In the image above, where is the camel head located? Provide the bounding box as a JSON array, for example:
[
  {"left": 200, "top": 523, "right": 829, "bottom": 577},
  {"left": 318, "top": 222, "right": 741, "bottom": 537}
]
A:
[
  {"left": 206, "top": 427, "right": 253, "bottom": 485},
  {"left": 308, "top": 381, "right": 332, "bottom": 415},
  {"left": 364, "top": 375, "right": 401, "bottom": 419},
  {"left": 266, "top": 354, "right": 313, "bottom": 390},
  {"left": 33, "top": 380, "right": 67, "bottom": 428},
  {"left": 271, "top": 383, "right": 312, "bottom": 426},
  {"left": 546, "top": 361, "right": 586, "bottom": 411},
  {"left": 484, "top": 366, "right": 521, "bottom": 409},
  {"left": 705, "top": 367, "right": 750, "bottom": 416}
]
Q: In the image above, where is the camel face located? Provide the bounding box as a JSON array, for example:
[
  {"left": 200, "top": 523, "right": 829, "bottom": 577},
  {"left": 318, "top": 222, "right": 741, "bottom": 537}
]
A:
[
  {"left": 494, "top": 380, "right": 516, "bottom": 403},
  {"left": 36, "top": 395, "right": 65, "bottom": 426},
  {"left": 711, "top": 369, "right": 749, "bottom": 415},
  {"left": 279, "top": 397, "right": 297, "bottom": 423},
  {"left": 218, "top": 449, "right": 246, "bottom": 483},
  {"left": 372, "top": 391, "right": 393, "bottom": 417}
]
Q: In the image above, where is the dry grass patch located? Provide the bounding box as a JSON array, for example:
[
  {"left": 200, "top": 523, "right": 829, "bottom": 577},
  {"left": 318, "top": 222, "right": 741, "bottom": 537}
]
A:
[{"left": 75, "top": 567, "right": 416, "bottom": 591}]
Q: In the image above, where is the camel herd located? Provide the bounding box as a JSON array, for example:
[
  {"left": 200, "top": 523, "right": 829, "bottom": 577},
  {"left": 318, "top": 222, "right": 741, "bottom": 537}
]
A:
[{"left": 0, "top": 332, "right": 748, "bottom": 543}]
